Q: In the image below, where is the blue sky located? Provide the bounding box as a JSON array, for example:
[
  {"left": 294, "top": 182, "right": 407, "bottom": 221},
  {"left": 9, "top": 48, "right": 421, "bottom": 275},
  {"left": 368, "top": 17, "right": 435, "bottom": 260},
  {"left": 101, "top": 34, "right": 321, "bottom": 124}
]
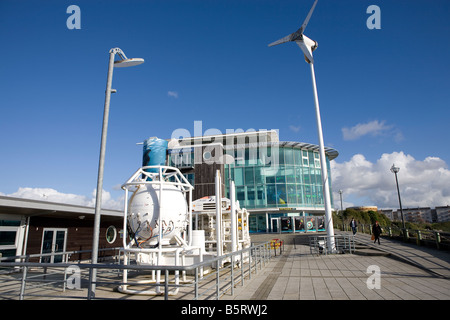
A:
[{"left": 1, "top": 0, "right": 449, "bottom": 210}]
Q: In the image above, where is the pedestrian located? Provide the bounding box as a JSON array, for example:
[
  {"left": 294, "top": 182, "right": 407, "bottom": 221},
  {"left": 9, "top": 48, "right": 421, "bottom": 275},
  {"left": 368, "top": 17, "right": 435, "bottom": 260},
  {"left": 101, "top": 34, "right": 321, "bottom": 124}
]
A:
[
  {"left": 350, "top": 218, "right": 357, "bottom": 235},
  {"left": 372, "top": 221, "right": 382, "bottom": 244}
]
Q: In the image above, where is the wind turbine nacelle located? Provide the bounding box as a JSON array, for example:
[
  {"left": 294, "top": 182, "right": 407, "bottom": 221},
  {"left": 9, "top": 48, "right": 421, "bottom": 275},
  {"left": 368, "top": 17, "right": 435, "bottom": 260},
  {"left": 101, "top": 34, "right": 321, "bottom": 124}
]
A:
[
  {"left": 304, "top": 37, "right": 318, "bottom": 52},
  {"left": 302, "top": 35, "right": 318, "bottom": 63}
]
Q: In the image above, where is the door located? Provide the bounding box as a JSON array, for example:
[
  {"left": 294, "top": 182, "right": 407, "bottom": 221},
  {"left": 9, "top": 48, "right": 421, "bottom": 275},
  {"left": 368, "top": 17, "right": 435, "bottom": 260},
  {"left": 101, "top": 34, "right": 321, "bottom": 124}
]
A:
[
  {"left": 40, "top": 229, "right": 67, "bottom": 263},
  {"left": 271, "top": 218, "right": 279, "bottom": 233}
]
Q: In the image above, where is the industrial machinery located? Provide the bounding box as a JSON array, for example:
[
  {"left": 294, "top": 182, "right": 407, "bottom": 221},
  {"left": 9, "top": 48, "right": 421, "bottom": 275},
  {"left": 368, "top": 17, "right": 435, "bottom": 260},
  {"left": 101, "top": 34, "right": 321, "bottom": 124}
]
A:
[
  {"left": 192, "top": 195, "right": 251, "bottom": 257},
  {"left": 118, "top": 137, "right": 250, "bottom": 296}
]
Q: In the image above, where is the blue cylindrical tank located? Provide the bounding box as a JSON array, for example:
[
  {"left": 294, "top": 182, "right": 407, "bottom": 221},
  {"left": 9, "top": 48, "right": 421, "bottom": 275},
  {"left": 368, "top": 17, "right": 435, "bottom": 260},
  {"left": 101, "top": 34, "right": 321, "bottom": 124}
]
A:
[{"left": 142, "top": 137, "right": 168, "bottom": 174}]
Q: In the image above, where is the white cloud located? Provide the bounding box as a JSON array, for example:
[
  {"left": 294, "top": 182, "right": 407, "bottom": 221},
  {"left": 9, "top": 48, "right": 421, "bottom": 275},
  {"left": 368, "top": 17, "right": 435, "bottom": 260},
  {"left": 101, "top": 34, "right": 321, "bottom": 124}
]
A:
[
  {"left": 342, "top": 120, "right": 395, "bottom": 141},
  {"left": 289, "top": 125, "right": 301, "bottom": 133},
  {"left": 168, "top": 91, "right": 178, "bottom": 98},
  {"left": 5, "top": 187, "right": 124, "bottom": 210},
  {"left": 331, "top": 152, "right": 450, "bottom": 209}
]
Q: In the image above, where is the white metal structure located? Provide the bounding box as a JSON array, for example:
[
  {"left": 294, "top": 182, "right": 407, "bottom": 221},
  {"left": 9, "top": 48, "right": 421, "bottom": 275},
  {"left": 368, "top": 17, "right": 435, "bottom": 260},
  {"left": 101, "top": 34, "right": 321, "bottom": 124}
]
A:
[
  {"left": 119, "top": 166, "right": 203, "bottom": 296},
  {"left": 191, "top": 194, "right": 251, "bottom": 257},
  {"left": 269, "top": 0, "right": 335, "bottom": 251},
  {"left": 117, "top": 165, "right": 251, "bottom": 296}
]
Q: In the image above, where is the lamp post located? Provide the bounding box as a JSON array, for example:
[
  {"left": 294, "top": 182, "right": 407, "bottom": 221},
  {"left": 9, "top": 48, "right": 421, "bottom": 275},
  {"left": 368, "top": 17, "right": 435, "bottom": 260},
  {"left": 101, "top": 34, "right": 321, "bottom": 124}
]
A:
[
  {"left": 390, "top": 164, "right": 406, "bottom": 238},
  {"left": 89, "top": 48, "right": 144, "bottom": 298},
  {"left": 338, "top": 189, "right": 343, "bottom": 214}
]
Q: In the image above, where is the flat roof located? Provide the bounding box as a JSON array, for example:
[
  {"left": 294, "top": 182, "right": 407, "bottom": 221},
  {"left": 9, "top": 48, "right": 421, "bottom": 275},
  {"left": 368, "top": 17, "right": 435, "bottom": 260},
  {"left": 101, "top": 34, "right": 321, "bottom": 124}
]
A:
[
  {"left": 168, "top": 129, "right": 339, "bottom": 161},
  {"left": 277, "top": 141, "right": 339, "bottom": 161},
  {"left": 0, "top": 195, "right": 123, "bottom": 220}
]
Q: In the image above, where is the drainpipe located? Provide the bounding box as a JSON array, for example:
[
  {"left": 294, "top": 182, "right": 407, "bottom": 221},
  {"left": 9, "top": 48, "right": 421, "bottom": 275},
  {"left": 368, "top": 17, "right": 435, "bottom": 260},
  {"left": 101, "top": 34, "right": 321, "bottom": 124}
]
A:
[{"left": 21, "top": 216, "right": 31, "bottom": 261}]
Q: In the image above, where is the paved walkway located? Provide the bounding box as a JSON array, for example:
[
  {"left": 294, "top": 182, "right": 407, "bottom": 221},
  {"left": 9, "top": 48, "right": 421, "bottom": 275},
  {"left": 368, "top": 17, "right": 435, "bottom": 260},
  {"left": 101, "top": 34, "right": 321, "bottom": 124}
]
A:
[
  {"left": 2, "top": 232, "right": 449, "bottom": 301},
  {"left": 348, "top": 231, "right": 450, "bottom": 279},
  {"left": 221, "top": 232, "right": 450, "bottom": 300}
]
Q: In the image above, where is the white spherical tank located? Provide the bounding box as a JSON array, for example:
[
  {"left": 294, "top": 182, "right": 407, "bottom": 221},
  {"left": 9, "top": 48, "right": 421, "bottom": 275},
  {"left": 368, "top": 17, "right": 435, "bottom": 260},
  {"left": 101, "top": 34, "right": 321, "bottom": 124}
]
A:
[{"left": 128, "top": 183, "right": 189, "bottom": 246}]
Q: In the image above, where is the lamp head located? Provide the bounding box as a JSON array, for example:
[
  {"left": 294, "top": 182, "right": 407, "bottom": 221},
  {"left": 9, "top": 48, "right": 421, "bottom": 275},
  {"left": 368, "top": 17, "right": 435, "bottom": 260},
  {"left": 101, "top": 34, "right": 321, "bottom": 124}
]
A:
[
  {"left": 390, "top": 164, "right": 400, "bottom": 174},
  {"left": 114, "top": 58, "right": 145, "bottom": 68}
]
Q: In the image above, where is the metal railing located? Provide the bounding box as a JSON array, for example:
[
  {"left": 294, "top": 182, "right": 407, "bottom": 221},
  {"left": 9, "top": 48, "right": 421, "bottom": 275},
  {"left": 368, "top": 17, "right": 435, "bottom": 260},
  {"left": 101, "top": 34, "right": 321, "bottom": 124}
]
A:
[
  {"left": 0, "top": 242, "right": 273, "bottom": 300},
  {"left": 0, "top": 247, "right": 122, "bottom": 264},
  {"left": 309, "top": 234, "right": 355, "bottom": 255},
  {"left": 340, "top": 223, "right": 450, "bottom": 250}
]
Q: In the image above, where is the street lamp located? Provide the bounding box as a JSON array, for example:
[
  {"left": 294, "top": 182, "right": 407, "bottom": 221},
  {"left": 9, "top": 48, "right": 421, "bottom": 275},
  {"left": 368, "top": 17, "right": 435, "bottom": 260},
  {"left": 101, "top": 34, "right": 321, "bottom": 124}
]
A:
[
  {"left": 338, "top": 189, "right": 343, "bottom": 214},
  {"left": 89, "top": 48, "right": 144, "bottom": 298},
  {"left": 390, "top": 164, "right": 406, "bottom": 237}
]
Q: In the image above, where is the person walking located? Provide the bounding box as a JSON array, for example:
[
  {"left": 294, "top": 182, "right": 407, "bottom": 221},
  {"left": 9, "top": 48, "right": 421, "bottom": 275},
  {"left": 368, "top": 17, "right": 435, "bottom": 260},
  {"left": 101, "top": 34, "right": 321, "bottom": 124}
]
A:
[
  {"left": 350, "top": 218, "right": 357, "bottom": 235},
  {"left": 372, "top": 221, "right": 382, "bottom": 244}
]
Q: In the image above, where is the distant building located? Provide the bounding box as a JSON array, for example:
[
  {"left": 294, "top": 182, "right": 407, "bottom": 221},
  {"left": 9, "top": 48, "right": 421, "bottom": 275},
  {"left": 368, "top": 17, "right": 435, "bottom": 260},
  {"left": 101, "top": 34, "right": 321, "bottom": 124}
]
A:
[
  {"left": 401, "top": 207, "right": 432, "bottom": 224},
  {"left": 436, "top": 206, "right": 450, "bottom": 223},
  {"left": 379, "top": 209, "right": 394, "bottom": 220},
  {"left": 378, "top": 206, "right": 450, "bottom": 224}
]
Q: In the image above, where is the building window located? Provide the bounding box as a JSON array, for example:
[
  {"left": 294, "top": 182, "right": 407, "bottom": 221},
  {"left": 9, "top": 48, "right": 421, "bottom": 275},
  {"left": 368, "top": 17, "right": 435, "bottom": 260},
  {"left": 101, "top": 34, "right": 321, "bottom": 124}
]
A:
[
  {"left": 0, "top": 216, "right": 24, "bottom": 259},
  {"left": 302, "top": 150, "right": 309, "bottom": 166},
  {"left": 0, "top": 231, "right": 16, "bottom": 246},
  {"left": 106, "top": 226, "right": 117, "bottom": 244},
  {"left": 284, "top": 148, "right": 294, "bottom": 165}
]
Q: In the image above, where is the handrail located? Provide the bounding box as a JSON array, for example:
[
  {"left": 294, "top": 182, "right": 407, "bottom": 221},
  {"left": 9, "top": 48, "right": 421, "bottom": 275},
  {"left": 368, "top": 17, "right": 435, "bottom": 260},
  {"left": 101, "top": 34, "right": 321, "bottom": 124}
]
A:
[
  {"left": 0, "top": 242, "right": 273, "bottom": 300},
  {"left": 309, "top": 234, "right": 355, "bottom": 255},
  {"left": 339, "top": 223, "right": 450, "bottom": 250},
  {"left": 0, "top": 247, "right": 122, "bottom": 262}
]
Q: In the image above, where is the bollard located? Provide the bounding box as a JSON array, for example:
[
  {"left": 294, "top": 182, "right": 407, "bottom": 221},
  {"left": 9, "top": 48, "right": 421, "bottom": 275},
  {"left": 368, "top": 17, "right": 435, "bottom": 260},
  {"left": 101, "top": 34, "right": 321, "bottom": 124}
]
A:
[
  {"left": 435, "top": 232, "right": 441, "bottom": 250},
  {"left": 403, "top": 228, "right": 409, "bottom": 242},
  {"left": 416, "top": 230, "right": 422, "bottom": 246}
]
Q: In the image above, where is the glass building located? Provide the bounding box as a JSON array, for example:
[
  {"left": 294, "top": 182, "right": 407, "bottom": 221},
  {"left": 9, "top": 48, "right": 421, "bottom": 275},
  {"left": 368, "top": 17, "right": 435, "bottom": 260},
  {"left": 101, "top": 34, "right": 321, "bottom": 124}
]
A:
[{"left": 167, "top": 130, "right": 338, "bottom": 233}]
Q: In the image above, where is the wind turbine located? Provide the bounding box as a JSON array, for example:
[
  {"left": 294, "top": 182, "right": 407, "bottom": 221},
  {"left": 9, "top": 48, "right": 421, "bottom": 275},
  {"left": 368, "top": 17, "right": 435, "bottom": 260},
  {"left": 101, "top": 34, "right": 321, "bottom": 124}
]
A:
[{"left": 269, "top": 0, "right": 336, "bottom": 251}]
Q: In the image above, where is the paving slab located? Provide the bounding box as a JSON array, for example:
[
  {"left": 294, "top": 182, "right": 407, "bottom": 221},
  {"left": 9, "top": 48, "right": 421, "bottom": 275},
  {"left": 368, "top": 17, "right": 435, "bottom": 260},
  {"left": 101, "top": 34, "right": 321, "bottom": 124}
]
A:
[{"left": 222, "top": 232, "right": 450, "bottom": 301}]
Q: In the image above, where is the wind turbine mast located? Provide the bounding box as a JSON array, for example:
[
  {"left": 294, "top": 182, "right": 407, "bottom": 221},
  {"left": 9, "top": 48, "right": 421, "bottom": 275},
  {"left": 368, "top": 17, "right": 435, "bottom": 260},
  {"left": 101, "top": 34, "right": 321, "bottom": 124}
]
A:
[{"left": 269, "top": 0, "right": 336, "bottom": 251}]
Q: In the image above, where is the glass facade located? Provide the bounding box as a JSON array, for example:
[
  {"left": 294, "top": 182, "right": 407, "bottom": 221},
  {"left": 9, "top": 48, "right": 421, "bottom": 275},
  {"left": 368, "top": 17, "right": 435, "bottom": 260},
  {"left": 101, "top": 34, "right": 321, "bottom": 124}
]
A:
[
  {"left": 168, "top": 145, "right": 334, "bottom": 210},
  {"left": 224, "top": 146, "right": 333, "bottom": 210},
  {"left": 168, "top": 138, "right": 337, "bottom": 233}
]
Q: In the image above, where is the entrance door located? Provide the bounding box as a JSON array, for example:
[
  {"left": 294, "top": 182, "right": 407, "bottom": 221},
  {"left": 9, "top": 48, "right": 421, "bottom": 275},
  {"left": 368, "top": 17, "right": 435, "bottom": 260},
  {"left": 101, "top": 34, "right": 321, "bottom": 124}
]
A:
[
  {"left": 271, "top": 218, "right": 279, "bottom": 233},
  {"left": 41, "top": 229, "right": 67, "bottom": 263}
]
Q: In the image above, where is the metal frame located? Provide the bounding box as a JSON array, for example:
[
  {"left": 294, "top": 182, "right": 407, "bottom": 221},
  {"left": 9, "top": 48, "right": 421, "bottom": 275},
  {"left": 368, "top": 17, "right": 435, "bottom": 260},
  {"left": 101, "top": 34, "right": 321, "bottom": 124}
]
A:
[
  {"left": 309, "top": 234, "right": 355, "bottom": 255},
  {"left": 119, "top": 165, "right": 198, "bottom": 296}
]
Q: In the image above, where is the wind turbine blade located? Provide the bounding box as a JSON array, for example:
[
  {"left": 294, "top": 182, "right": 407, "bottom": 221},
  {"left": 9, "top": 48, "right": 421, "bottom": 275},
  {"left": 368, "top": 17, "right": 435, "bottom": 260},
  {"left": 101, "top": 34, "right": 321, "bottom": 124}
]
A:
[
  {"left": 268, "top": 33, "right": 294, "bottom": 47},
  {"left": 299, "top": 0, "right": 318, "bottom": 34},
  {"left": 296, "top": 40, "right": 314, "bottom": 64}
]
